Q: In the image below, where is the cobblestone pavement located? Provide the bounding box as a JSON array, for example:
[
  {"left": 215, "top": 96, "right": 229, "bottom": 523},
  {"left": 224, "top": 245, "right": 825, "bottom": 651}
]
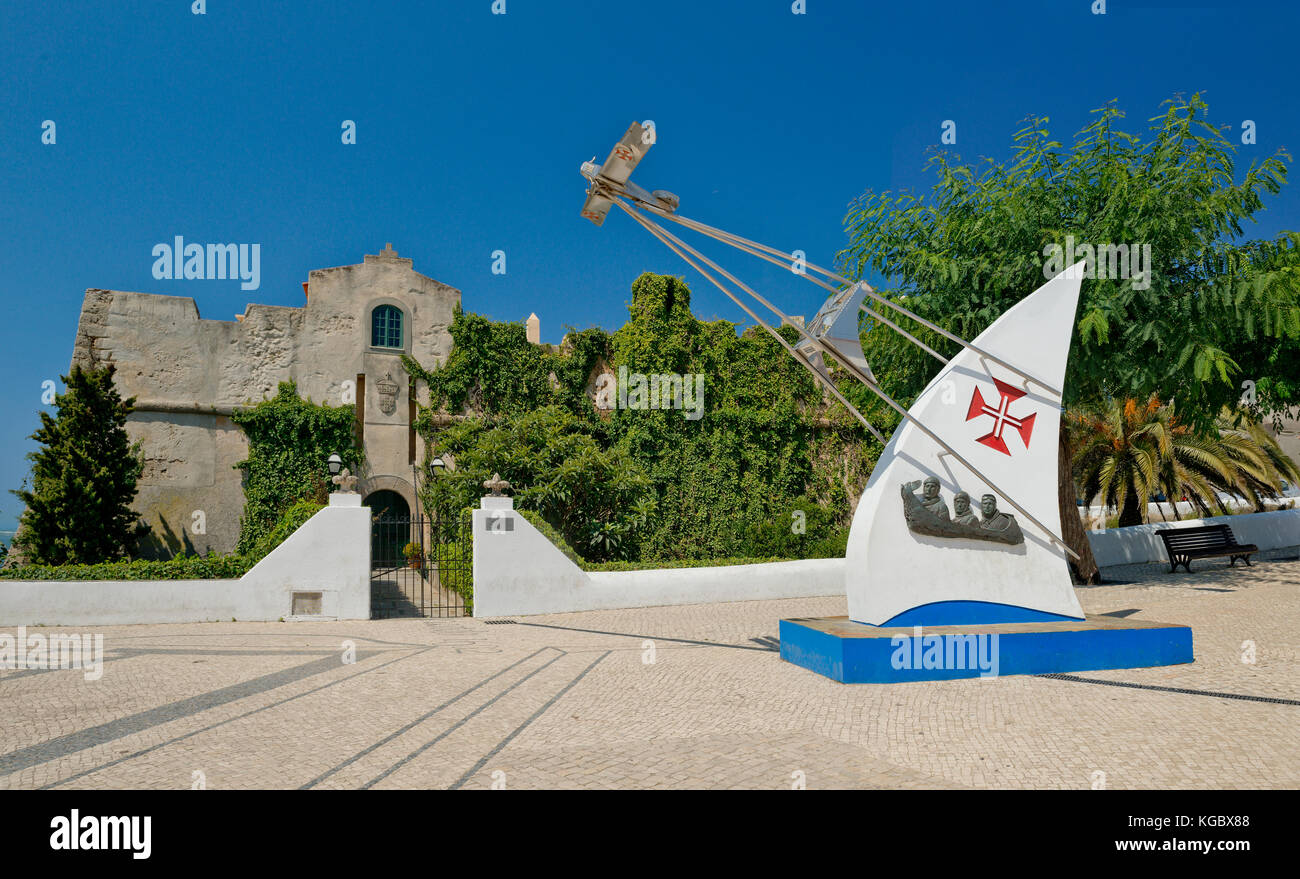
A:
[{"left": 2, "top": 556, "right": 1297, "bottom": 790}]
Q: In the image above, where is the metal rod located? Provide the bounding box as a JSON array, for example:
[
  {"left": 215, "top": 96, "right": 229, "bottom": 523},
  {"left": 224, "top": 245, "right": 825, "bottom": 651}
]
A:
[
  {"left": 617, "top": 197, "right": 1079, "bottom": 560},
  {"left": 614, "top": 200, "right": 887, "bottom": 444},
  {"left": 617, "top": 197, "right": 882, "bottom": 394},
  {"left": 862, "top": 306, "right": 948, "bottom": 365},
  {"left": 629, "top": 194, "right": 1063, "bottom": 398}
]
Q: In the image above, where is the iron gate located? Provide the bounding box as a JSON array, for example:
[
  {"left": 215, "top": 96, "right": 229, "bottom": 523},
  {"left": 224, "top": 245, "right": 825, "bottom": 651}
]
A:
[{"left": 370, "top": 511, "right": 471, "bottom": 618}]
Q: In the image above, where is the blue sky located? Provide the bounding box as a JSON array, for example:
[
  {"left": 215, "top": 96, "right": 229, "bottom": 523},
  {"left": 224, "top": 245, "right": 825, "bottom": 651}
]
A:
[{"left": 2, "top": 0, "right": 1297, "bottom": 535}]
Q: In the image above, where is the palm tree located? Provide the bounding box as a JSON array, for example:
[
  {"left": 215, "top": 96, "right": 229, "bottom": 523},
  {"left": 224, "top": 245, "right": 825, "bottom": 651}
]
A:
[
  {"left": 1069, "top": 397, "right": 1299, "bottom": 527},
  {"left": 1213, "top": 413, "right": 1300, "bottom": 510}
]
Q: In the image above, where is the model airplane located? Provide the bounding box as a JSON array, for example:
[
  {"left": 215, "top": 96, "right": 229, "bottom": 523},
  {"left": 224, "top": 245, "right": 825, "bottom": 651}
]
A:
[{"left": 580, "top": 120, "right": 679, "bottom": 226}]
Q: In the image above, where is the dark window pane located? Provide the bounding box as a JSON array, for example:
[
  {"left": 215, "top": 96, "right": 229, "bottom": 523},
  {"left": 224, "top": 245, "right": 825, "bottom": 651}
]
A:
[{"left": 371, "top": 305, "right": 402, "bottom": 349}]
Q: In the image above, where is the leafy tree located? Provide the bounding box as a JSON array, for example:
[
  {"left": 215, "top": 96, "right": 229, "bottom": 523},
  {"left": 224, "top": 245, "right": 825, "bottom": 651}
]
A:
[
  {"left": 836, "top": 94, "right": 1300, "bottom": 580},
  {"left": 422, "top": 406, "right": 654, "bottom": 561},
  {"left": 230, "top": 382, "right": 361, "bottom": 555},
  {"left": 1219, "top": 415, "right": 1300, "bottom": 504},
  {"left": 11, "top": 364, "right": 144, "bottom": 564}
]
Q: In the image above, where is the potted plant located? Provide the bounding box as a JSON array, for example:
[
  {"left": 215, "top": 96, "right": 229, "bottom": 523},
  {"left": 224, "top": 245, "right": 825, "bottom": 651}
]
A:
[{"left": 402, "top": 542, "right": 423, "bottom": 570}]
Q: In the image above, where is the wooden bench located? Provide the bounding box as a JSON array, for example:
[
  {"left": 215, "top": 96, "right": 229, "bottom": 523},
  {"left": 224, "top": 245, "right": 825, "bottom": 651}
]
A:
[{"left": 1157, "top": 524, "right": 1259, "bottom": 573}]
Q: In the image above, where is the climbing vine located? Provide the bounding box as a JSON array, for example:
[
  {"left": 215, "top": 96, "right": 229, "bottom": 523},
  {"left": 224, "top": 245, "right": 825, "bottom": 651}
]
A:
[
  {"left": 230, "top": 382, "right": 361, "bottom": 555},
  {"left": 402, "top": 306, "right": 609, "bottom": 417},
  {"left": 407, "top": 273, "right": 879, "bottom": 563}
]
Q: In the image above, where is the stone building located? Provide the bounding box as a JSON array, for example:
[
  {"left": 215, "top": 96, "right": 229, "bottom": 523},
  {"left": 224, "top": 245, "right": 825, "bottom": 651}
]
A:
[{"left": 69, "top": 244, "right": 459, "bottom": 557}]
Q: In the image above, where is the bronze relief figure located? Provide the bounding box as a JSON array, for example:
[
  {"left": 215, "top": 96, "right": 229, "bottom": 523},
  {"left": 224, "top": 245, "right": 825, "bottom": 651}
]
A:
[{"left": 901, "top": 480, "right": 1024, "bottom": 546}]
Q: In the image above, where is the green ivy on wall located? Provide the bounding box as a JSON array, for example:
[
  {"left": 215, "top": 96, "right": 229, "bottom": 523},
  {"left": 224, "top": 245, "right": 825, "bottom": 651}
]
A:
[
  {"left": 403, "top": 306, "right": 609, "bottom": 417},
  {"left": 407, "top": 273, "right": 879, "bottom": 563},
  {"left": 230, "top": 382, "right": 361, "bottom": 555}
]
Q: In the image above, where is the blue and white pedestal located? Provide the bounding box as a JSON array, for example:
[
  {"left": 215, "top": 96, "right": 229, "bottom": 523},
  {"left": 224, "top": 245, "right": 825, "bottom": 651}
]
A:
[{"left": 779, "top": 615, "right": 1193, "bottom": 684}]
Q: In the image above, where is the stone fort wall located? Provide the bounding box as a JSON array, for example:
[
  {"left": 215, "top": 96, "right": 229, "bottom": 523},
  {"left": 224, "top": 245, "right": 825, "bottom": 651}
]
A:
[{"left": 70, "top": 246, "right": 459, "bottom": 557}]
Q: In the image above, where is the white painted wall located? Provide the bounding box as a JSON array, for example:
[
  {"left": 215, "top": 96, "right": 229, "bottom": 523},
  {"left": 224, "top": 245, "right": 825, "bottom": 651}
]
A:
[
  {"left": 1078, "top": 493, "right": 1297, "bottom": 530},
  {"left": 471, "top": 500, "right": 844, "bottom": 617},
  {"left": 1087, "top": 508, "right": 1300, "bottom": 567},
  {"left": 0, "top": 502, "right": 371, "bottom": 626}
]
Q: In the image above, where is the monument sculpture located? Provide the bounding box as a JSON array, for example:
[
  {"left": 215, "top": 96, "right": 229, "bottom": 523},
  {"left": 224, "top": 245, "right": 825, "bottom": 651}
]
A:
[
  {"left": 900, "top": 481, "right": 1023, "bottom": 546},
  {"left": 579, "top": 120, "right": 1193, "bottom": 682}
]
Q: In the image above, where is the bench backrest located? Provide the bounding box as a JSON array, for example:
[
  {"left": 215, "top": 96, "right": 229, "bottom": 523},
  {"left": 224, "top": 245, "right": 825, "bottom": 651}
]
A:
[{"left": 1157, "top": 524, "right": 1241, "bottom": 551}]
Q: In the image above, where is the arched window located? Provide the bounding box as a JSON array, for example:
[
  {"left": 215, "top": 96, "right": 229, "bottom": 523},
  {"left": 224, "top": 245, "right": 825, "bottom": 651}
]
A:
[{"left": 371, "top": 304, "right": 403, "bottom": 349}]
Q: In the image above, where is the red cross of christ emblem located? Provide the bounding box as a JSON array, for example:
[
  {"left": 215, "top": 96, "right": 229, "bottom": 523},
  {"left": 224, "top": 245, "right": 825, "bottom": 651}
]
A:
[{"left": 966, "top": 378, "right": 1036, "bottom": 456}]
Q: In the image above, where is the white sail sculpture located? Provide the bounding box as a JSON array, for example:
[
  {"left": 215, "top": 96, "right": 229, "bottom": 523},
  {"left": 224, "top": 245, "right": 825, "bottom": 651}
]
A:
[{"left": 845, "top": 266, "right": 1087, "bottom": 625}]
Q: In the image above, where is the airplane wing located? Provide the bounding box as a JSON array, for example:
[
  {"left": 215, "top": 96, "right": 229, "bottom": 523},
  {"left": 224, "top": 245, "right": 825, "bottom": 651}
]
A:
[
  {"left": 580, "top": 188, "right": 615, "bottom": 227},
  {"left": 581, "top": 121, "right": 652, "bottom": 226},
  {"left": 595, "top": 120, "right": 650, "bottom": 185}
]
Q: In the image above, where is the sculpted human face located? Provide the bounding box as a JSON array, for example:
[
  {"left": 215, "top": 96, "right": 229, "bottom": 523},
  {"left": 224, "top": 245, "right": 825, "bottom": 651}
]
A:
[
  {"left": 923, "top": 477, "right": 940, "bottom": 500},
  {"left": 981, "top": 495, "right": 997, "bottom": 517},
  {"left": 954, "top": 494, "right": 970, "bottom": 516}
]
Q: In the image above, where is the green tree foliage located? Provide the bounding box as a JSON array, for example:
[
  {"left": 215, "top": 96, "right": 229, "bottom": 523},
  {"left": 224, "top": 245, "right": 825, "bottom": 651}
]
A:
[
  {"left": 243, "top": 499, "right": 325, "bottom": 562},
  {"left": 411, "top": 274, "right": 876, "bottom": 562},
  {"left": 230, "top": 382, "right": 360, "bottom": 555},
  {"left": 12, "top": 365, "right": 144, "bottom": 564},
  {"left": 421, "top": 407, "right": 653, "bottom": 562},
  {"left": 837, "top": 94, "right": 1300, "bottom": 427}
]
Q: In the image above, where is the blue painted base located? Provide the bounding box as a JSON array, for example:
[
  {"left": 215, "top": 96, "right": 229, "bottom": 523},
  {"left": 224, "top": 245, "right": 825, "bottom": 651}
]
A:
[{"left": 779, "top": 615, "right": 1193, "bottom": 683}]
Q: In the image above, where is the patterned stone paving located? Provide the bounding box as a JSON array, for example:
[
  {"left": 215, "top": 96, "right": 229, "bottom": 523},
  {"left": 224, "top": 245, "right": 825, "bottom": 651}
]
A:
[{"left": 1, "top": 554, "right": 1297, "bottom": 789}]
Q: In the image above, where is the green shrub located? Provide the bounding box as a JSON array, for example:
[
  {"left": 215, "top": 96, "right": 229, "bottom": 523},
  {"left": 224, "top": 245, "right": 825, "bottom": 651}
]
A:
[
  {"left": 583, "top": 556, "right": 788, "bottom": 572},
  {"left": 740, "top": 495, "right": 849, "bottom": 560},
  {"left": 0, "top": 500, "right": 325, "bottom": 581},
  {"left": 421, "top": 408, "right": 654, "bottom": 562},
  {"left": 516, "top": 510, "right": 796, "bottom": 572},
  {"left": 0, "top": 553, "right": 254, "bottom": 581},
  {"left": 439, "top": 540, "right": 473, "bottom": 612},
  {"left": 516, "top": 510, "right": 583, "bottom": 566},
  {"left": 435, "top": 508, "right": 475, "bottom": 613},
  {"left": 245, "top": 499, "right": 324, "bottom": 563}
]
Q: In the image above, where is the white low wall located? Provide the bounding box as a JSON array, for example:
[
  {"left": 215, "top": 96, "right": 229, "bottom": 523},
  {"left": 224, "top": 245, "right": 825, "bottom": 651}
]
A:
[
  {"left": 1087, "top": 509, "right": 1300, "bottom": 567},
  {"left": 0, "top": 502, "right": 371, "bottom": 626},
  {"left": 1079, "top": 495, "right": 1296, "bottom": 529},
  {"left": 472, "top": 501, "right": 1300, "bottom": 617},
  {"left": 471, "top": 500, "right": 843, "bottom": 617}
]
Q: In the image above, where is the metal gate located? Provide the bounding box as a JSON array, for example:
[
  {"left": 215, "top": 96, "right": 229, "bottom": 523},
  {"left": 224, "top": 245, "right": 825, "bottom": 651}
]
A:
[{"left": 370, "top": 511, "right": 471, "bottom": 618}]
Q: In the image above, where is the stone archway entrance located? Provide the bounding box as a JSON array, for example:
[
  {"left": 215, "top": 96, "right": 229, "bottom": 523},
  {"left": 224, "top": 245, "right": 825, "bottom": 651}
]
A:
[{"left": 365, "top": 489, "right": 410, "bottom": 567}]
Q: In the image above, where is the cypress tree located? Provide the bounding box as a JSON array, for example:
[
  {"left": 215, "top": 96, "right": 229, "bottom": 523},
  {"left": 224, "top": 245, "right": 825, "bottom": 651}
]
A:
[{"left": 12, "top": 364, "right": 143, "bottom": 564}]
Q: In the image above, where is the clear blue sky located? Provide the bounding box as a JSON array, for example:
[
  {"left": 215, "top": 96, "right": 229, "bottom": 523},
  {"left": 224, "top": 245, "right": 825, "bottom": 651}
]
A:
[{"left": 2, "top": 0, "right": 1297, "bottom": 535}]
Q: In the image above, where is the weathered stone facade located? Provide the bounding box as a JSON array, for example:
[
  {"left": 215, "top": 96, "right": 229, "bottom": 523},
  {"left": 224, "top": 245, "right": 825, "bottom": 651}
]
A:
[{"left": 70, "top": 245, "right": 459, "bottom": 557}]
